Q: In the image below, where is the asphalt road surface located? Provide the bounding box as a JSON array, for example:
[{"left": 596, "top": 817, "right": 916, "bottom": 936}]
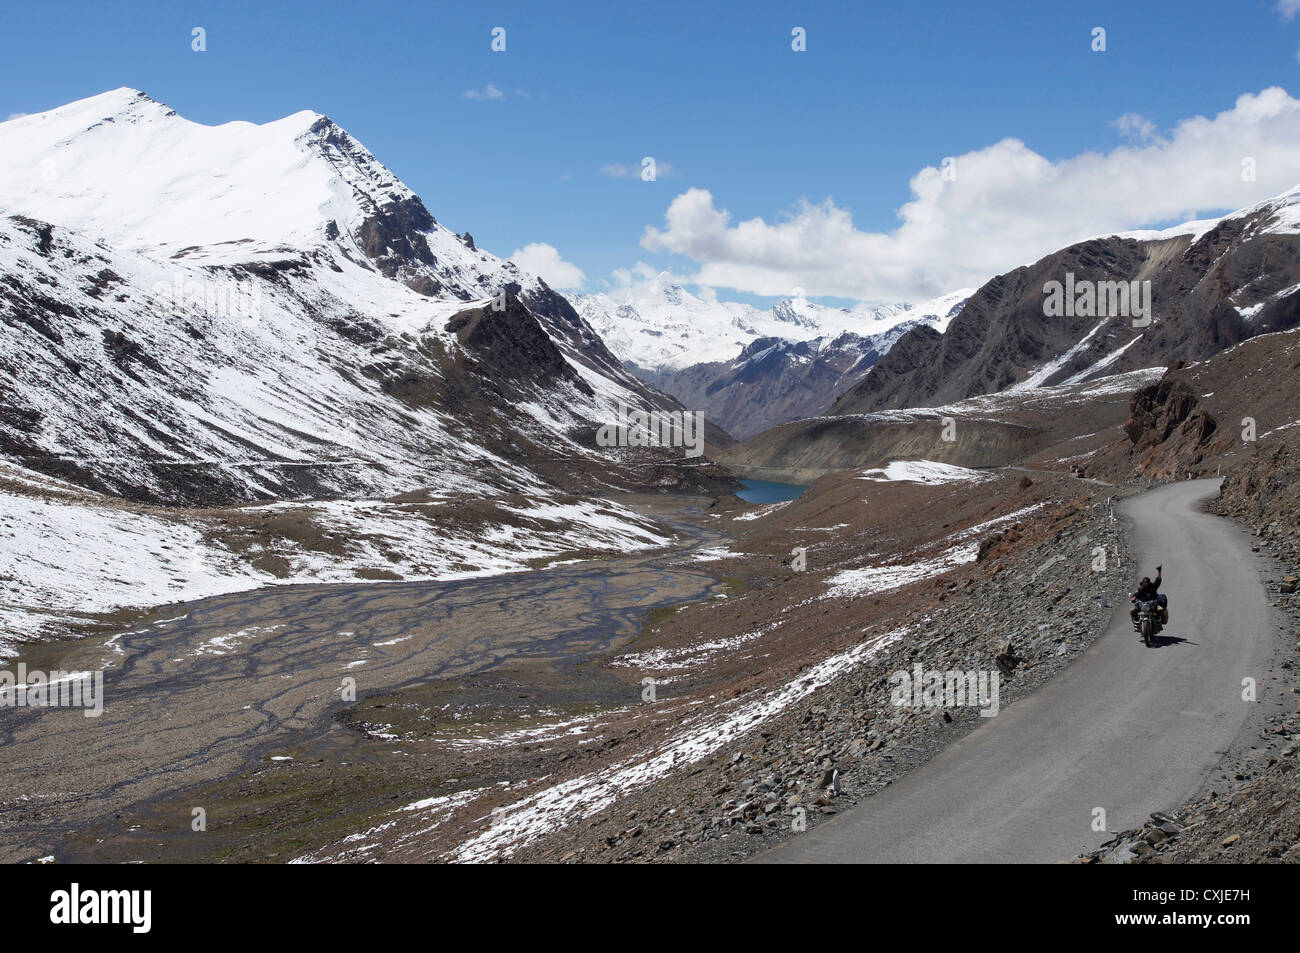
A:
[{"left": 758, "top": 479, "right": 1279, "bottom": 863}]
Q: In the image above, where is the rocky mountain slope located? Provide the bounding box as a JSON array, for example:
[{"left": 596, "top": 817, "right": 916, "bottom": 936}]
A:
[
  {"left": 832, "top": 187, "right": 1300, "bottom": 415},
  {"left": 0, "top": 89, "right": 728, "bottom": 508}
]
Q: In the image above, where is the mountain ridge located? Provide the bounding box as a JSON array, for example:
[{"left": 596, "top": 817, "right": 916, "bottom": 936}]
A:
[
  {"left": 832, "top": 184, "right": 1300, "bottom": 415},
  {"left": 573, "top": 277, "right": 970, "bottom": 373},
  {"left": 0, "top": 89, "right": 732, "bottom": 507}
]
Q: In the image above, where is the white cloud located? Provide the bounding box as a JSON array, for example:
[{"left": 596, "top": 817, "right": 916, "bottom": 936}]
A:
[
  {"left": 4, "top": 113, "right": 29, "bottom": 122},
  {"left": 640, "top": 88, "right": 1300, "bottom": 301},
  {"left": 1113, "top": 112, "right": 1157, "bottom": 143},
  {"left": 510, "top": 242, "right": 586, "bottom": 289},
  {"left": 1278, "top": 0, "right": 1300, "bottom": 20},
  {"left": 463, "top": 84, "right": 505, "bottom": 101}
]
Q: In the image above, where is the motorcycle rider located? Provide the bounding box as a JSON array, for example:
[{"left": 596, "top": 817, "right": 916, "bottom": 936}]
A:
[{"left": 1130, "top": 565, "right": 1168, "bottom": 626}]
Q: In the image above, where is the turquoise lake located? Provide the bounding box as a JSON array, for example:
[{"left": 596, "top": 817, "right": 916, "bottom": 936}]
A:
[{"left": 736, "top": 479, "right": 808, "bottom": 504}]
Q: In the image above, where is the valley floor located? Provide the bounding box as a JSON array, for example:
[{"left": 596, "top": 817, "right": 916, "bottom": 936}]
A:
[
  {"left": 0, "top": 493, "right": 722, "bottom": 863},
  {"left": 2, "top": 459, "right": 1287, "bottom": 864},
  {"left": 0, "top": 459, "right": 1133, "bottom": 863}
]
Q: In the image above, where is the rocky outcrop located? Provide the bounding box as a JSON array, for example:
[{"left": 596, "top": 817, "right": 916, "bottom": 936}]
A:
[
  {"left": 446, "top": 294, "right": 591, "bottom": 393},
  {"left": 1123, "top": 370, "right": 1224, "bottom": 478},
  {"left": 355, "top": 197, "right": 438, "bottom": 274}
]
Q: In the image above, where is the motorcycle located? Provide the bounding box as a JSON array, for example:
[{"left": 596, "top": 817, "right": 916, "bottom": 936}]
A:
[{"left": 1133, "top": 599, "right": 1163, "bottom": 647}]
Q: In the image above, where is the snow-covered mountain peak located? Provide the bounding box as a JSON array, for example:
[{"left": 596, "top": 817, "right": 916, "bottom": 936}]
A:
[
  {"left": 769, "top": 297, "right": 823, "bottom": 329},
  {"left": 0, "top": 89, "right": 577, "bottom": 319},
  {"left": 0, "top": 88, "right": 418, "bottom": 263},
  {"left": 1245, "top": 180, "right": 1300, "bottom": 236},
  {"left": 33, "top": 86, "right": 182, "bottom": 126},
  {"left": 0, "top": 91, "right": 710, "bottom": 516},
  {"left": 648, "top": 274, "right": 686, "bottom": 304}
]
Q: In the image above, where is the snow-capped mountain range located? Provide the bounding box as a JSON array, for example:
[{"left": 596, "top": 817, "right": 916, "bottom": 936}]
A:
[
  {"left": 0, "top": 88, "right": 713, "bottom": 510},
  {"left": 572, "top": 277, "right": 972, "bottom": 373},
  {"left": 0, "top": 88, "right": 504, "bottom": 286},
  {"left": 572, "top": 278, "right": 970, "bottom": 438}
]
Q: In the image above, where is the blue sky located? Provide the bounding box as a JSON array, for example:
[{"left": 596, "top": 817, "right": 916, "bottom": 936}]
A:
[{"left": 5, "top": 0, "right": 1300, "bottom": 304}]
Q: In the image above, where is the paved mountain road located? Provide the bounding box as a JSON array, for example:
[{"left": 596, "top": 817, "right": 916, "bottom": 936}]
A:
[{"left": 758, "top": 479, "right": 1280, "bottom": 864}]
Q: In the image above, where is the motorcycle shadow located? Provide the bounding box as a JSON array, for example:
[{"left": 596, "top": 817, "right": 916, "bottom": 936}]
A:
[{"left": 1140, "top": 633, "right": 1193, "bottom": 649}]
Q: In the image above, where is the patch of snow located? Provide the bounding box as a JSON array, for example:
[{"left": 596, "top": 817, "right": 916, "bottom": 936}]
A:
[
  {"left": 858, "top": 460, "right": 993, "bottom": 485},
  {"left": 732, "top": 501, "right": 790, "bottom": 521},
  {"left": 1061, "top": 334, "right": 1144, "bottom": 385},
  {"left": 821, "top": 504, "right": 1047, "bottom": 601},
  {"left": 1012, "top": 319, "right": 1109, "bottom": 390},
  {"left": 611, "top": 624, "right": 774, "bottom": 671},
  {"left": 689, "top": 546, "right": 739, "bottom": 562}
]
